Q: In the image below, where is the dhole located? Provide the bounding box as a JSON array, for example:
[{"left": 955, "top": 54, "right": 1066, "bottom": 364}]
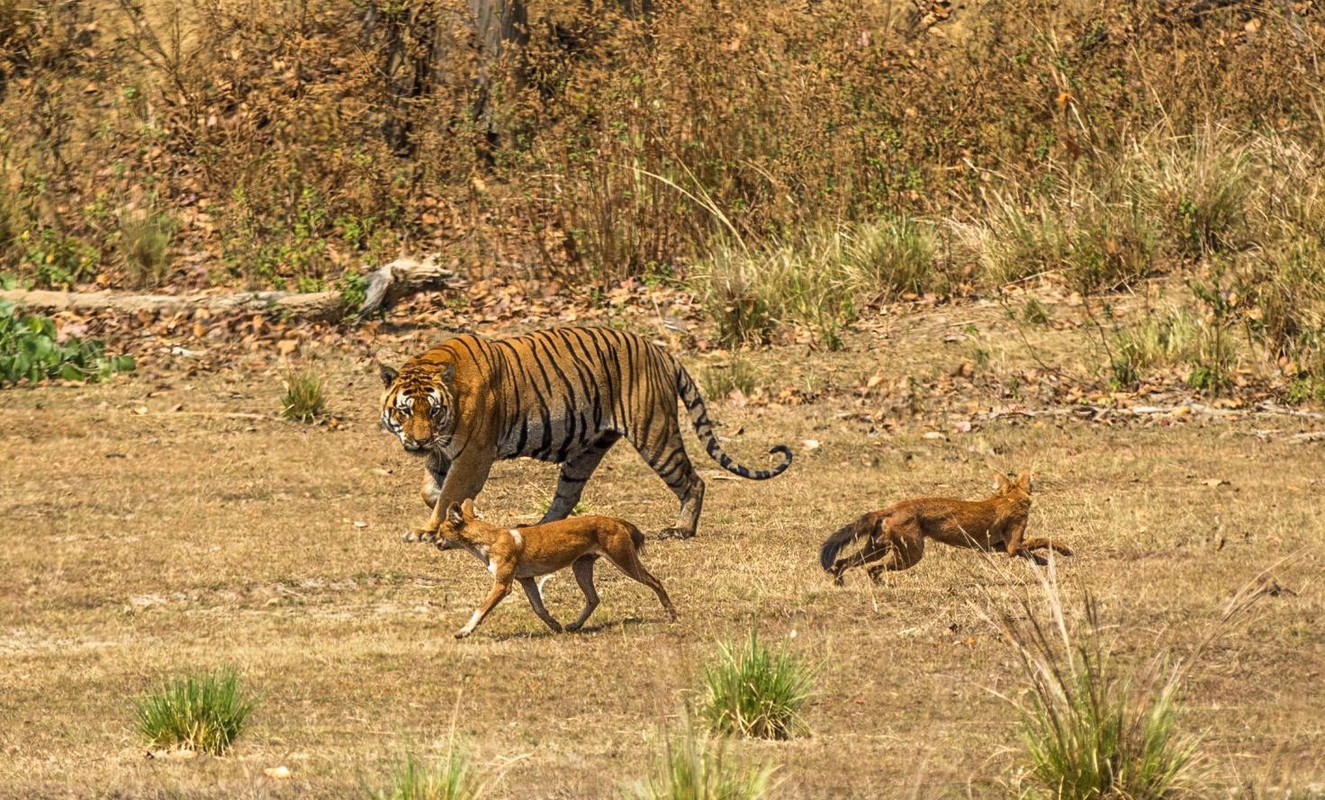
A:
[
  {"left": 431, "top": 499, "right": 678, "bottom": 638},
  {"left": 820, "top": 472, "right": 1072, "bottom": 585}
]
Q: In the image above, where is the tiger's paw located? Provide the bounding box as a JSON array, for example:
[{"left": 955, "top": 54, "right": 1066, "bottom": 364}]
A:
[
  {"left": 403, "top": 527, "right": 438, "bottom": 544},
  {"left": 658, "top": 526, "right": 696, "bottom": 540}
]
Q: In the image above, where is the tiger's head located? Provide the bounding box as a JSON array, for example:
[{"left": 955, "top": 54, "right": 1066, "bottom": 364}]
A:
[{"left": 378, "top": 355, "right": 457, "bottom": 455}]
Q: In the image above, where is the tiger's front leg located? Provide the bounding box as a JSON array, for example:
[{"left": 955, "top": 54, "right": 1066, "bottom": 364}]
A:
[
  {"left": 404, "top": 450, "right": 495, "bottom": 544},
  {"left": 419, "top": 450, "right": 451, "bottom": 510},
  {"left": 404, "top": 451, "right": 451, "bottom": 544}
]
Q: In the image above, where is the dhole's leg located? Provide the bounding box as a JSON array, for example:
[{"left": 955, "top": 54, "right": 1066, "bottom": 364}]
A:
[
  {"left": 1016, "top": 537, "right": 1073, "bottom": 565},
  {"left": 456, "top": 564, "right": 514, "bottom": 639},
  {"left": 518, "top": 577, "right": 564, "bottom": 633},
  {"left": 866, "top": 521, "right": 925, "bottom": 582},
  {"left": 542, "top": 432, "right": 622, "bottom": 523},
  {"left": 831, "top": 541, "right": 889, "bottom": 585},
  {"left": 603, "top": 535, "right": 679, "bottom": 621},
  {"left": 566, "top": 556, "right": 600, "bottom": 632},
  {"left": 629, "top": 422, "right": 704, "bottom": 539},
  {"left": 405, "top": 451, "right": 495, "bottom": 543}
]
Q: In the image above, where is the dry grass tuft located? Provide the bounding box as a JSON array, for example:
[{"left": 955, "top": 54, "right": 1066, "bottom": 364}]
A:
[
  {"left": 281, "top": 369, "right": 327, "bottom": 423},
  {"left": 629, "top": 724, "right": 777, "bottom": 800},
  {"left": 993, "top": 561, "right": 1270, "bottom": 799}
]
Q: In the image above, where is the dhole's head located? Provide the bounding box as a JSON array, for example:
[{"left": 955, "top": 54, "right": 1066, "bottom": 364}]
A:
[
  {"left": 994, "top": 471, "right": 1033, "bottom": 500},
  {"left": 438, "top": 498, "right": 482, "bottom": 542},
  {"left": 378, "top": 352, "right": 457, "bottom": 454}
]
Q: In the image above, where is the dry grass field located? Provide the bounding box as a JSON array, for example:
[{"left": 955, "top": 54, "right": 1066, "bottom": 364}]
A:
[{"left": 3, "top": 297, "right": 1324, "bottom": 798}]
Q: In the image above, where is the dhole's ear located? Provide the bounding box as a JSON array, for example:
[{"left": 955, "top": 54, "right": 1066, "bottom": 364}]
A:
[
  {"left": 446, "top": 502, "right": 464, "bottom": 526},
  {"left": 376, "top": 352, "right": 399, "bottom": 388},
  {"left": 993, "top": 470, "right": 1012, "bottom": 492},
  {"left": 460, "top": 497, "right": 476, "bottom": 518},
  {"left": 1017, "top": 472, "right": 1033, "bottom": 492}
]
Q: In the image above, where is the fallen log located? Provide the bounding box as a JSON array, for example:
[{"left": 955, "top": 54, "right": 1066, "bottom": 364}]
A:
[{"left": 0, "top": 257, "right": 466, "bottom": 322}]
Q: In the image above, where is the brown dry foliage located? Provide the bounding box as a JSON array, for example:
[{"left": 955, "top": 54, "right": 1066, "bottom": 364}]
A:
[{"left": 2, "top": 0, "right": 1322, "bottom": 291}]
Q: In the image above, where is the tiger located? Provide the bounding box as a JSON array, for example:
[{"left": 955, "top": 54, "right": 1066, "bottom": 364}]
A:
[{"left": 377, "top": 326, "right": 793, "bottom": 540}]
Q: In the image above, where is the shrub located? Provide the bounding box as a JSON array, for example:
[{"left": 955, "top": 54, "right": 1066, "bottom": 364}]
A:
[
  {"left": 133, "top": 667, "right": 257, "bottom": 755},
  {"left": 0, "top": 300, "right": 135, "bottom": 386},
  {"left": 997, "top": 582, "right": 1206, "bottom": 799},
  {"left": 629, "top": 725, "right": 776, "bottom": 800},
  {"left": 281, "top": 369, "right": 327, "bottom": 422},
  {"left": 367, "top": 748, "right": 482, "bottom": 800},
  {"left": 17, "top": 227, "right": 97, "bottom": 289},
  {"left": 843, "top": 214, "right": 941, "bottom": 300},
  {"left": 696, "top": 631, "right": 812, "bottom": 740},
  {"left": 118, "top": 208, "right": 177, "bottom": 289}
]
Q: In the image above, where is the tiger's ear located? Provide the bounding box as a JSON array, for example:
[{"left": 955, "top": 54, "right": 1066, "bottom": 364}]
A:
[
  {"left": 443, "top": 361, "right": 455, "bottom": 385},
  {"left": 446, "top": 502, "right": 465, "bottom": 526},
  {"left": 377, "top": 354, "right": 399, "bottom": 388}
]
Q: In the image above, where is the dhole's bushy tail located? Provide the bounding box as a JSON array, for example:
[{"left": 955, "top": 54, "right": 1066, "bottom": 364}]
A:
[
  {"left": 627, "top": 522, "right": 647, "bottom": 553},
  {"left": 819, "top": 518, "right": 871, "bottom": 572}
]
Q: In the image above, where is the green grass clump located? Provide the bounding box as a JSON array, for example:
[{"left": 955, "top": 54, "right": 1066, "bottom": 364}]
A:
[
  {"left": 133, "top": 667, "right": 257, "bottom": 755},
  {"left": 281, "top": 369, "right": 327, "bottom": 422},
  {"left": 697, "top": 631, "right": 813, "bottom": 740},
  {"left": 999, "top": 584, "right": 1206, "bottom": 799},
  {"left": 367, "top": 749, "right": 482, "bottom": 800},
  {"left": 629, "top": 726, "right": 776, "bottom": 800}
]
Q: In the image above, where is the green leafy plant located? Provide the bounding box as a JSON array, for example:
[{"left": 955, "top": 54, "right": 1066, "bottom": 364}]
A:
[
  {"left": 18, "top": 228, "right": 97, "bottom": 289},
  {"left": 696, "top": 631, "right": 813, "bottom": 740},
  {"left": 629, "top": 724, "right": 777, "bottom": 800},
  {"left": 367, "top": 748, "right": 483, "bottom": 800},
  {"left": 281, "top": 369, "right": 327, "bottom": 422},
  {"left": 0, "top": 301, "right": 135, "bottom": 386},
  {"left": 133, "top": 667, "right": 257, "bottom": 755}
]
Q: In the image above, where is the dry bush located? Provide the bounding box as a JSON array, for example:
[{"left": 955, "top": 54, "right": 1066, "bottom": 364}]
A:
[{"left": 1, "top": 0, "right": 1322, "bottom": 310}]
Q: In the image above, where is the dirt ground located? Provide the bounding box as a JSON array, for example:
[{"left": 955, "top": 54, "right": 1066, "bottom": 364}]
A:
[{"left": 3, "top": 294, "right": 1324, "bottom": 799}]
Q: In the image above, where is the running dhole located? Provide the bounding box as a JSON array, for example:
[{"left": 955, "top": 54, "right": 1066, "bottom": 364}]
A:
[{"left": 820, "top": 472, "right": 1072, "bottom": 584}]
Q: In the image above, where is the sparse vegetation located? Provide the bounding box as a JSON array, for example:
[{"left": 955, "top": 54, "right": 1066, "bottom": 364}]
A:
[
  {"left": 696, "top": 632, "right": 812, "bottom": 741},
  {"left": 701, "top": 358, "right": 760, "bottom": 401},
  {"left": 281, "top": 369, "right": 327, "bottom": 422},
  {"left": 997, "top": 579, "right": 1207, "bottom": 800},
  {"left": 630, "top": 725, "right": 777, "bottom": 800},
  {"left": 0, "top": 300, "right": 135, "bottom": 386},
  {"left": 117, "top": 208, "right": 177, "bottom": 289},
  {"left": 367, "top": 749, "right": 482, "bottom": 800},
  {"left": 133, "top": 668, "right": 257, "bottom": 755}
]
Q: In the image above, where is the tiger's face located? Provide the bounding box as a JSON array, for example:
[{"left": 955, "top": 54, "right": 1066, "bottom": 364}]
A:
[{"left": 378, "top": 360, "right": 456, "bottom": 455}]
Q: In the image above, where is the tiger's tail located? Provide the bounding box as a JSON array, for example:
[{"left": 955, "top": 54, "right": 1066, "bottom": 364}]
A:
[
  {"left": 674, "top": 363, "right": 793, "bottom": 480},
  {"left": 820, "top": 517, "right": 871, "bottom": 573}
]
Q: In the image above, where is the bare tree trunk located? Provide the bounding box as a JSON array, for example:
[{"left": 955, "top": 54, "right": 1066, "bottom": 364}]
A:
[
  {"left": 365, "top": 0, "right": 527, "bottom": 158},
  {"left": 0, "top": 259, "right": 465, "bottom": 322}
]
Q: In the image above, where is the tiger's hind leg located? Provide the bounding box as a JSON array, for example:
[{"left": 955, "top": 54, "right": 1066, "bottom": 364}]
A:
[
  {"left": 541, "top": 432, "right": 622, "bottom": 523},
  {"left": 628, "top": 419, "right": 703, "bottom": 539}
]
